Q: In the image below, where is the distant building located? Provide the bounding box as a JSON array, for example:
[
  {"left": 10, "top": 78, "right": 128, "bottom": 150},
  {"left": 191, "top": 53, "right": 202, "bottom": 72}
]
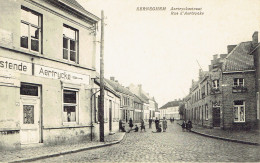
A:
[
  {"left": 106, "top": 77, "right": 135, "bottom": 122},
  {"left": 159, "top": 100, "right": 181, "bottom": 120},
  {"left": 185, "top": 32, "right": 258, "bottom": 130},
  {"left": 93, "top": 77, "right": 121, "bottom": 136}
]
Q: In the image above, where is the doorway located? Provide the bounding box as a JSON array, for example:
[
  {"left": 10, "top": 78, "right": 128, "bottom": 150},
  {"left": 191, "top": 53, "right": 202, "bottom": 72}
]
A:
[
  {"left": 20, "top": 84, "right": 41, "bottom": 144},
  {"left": 213, "top": 107, "right": 220, "bottom": 127}
]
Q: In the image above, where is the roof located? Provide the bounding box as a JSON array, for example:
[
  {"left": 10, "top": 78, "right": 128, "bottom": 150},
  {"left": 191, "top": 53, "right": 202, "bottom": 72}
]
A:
[
  {"left": 134, "top": 94, "right": 143, "bottom": 104},
  {"left": 159, "top": 101, "right": 180, "bottom": 109},
  {"left": 49, "top": 0, "right": 100, "bottom": 23},
  {"left": 105, "top": 79, "right": 135, "bottom": 97},
  {"left": 222, "top": 41, "right": 255, "bottom": 72},
  {"left": 94, "top": 78, "right": 120, "bottom": 98}
]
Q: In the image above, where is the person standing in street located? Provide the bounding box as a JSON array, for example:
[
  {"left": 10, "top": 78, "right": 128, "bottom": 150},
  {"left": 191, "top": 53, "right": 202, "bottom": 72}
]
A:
[
  {"left": 181, "top": 121, "right": 186, "bottom": 132},
  {"left": 187, "top": 119, "right": 192, "bottom": 131},
  {"left": 140, "top": 119, "right": 146, "bottom": 132},
  {"left": 162, "top": 117, "right": 167, "bottom": 132},
  {"left": 155, "top": 117, "right": 160, "bottom": 130},
  {"left": 129, "top": 118, "right": 133, "bottom": 132},
  {"left": 149, "top": 118, "right": 152, "bottom": 129}
]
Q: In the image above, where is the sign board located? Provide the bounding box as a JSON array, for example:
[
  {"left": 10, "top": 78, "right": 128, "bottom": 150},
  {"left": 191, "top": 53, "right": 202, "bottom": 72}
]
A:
[
  {"left": 0, "top": 57, "right": 32, "bottom": 75},
  {"left": 34, "top": 64, "right": 89, "bottom": 85}
]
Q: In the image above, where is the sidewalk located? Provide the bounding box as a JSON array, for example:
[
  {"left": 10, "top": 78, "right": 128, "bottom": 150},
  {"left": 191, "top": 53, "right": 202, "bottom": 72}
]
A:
[
  {"left": 178, "top": 120, "right": 260, "bottom": 145},
  {"left": 0, "top": 132, "right": 125, "bottom": 163}
]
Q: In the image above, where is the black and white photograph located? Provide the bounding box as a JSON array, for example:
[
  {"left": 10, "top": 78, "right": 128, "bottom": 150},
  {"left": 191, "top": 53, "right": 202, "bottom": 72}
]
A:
[{"left": 0, "top": 0, "right": 260, "bottom": 162}]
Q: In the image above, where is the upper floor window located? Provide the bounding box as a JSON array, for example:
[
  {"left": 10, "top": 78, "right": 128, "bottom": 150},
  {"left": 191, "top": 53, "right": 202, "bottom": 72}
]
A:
[
  {"left": 212, "top": 80, "right": 219, "bottom": 89},
  {"left": 63, "top": 25, "right": 78, "bottom": 63},
  {"left": 233, "top": 78, "right": 244, "bottom": 87},
  {"left": 20, "top": 7, "right": 41, "bottom": 52}
]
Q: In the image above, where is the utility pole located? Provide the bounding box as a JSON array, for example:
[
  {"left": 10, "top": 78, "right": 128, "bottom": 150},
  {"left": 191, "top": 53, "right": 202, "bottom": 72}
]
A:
[{"left": 99, "top": 10, "right": 105, "bottom": 142}]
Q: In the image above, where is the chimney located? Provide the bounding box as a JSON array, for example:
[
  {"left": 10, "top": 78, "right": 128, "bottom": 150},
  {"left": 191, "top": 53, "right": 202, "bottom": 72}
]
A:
[
  {"left": 220, "top": 54, "right": 227, "bottom": 59},
  {"left": 138, "top": 84, "right": 142, "bottom": 95},
  {"left": 213, "top": 54, "right": 218, "bottom": 60},
  {"left": 227, "top": 45, "right": 236, "bottom": 54},
  {"left": 110, "top": 76, "right": 115, "bottom": 81},
  {"left": 252, "top": 31, "right": 258, "bottom": 47}
]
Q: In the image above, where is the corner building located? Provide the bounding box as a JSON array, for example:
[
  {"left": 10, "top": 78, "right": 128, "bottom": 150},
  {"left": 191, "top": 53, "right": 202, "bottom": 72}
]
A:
[{"left": 0, "top": 0, "right": 99, "bottom": 149}]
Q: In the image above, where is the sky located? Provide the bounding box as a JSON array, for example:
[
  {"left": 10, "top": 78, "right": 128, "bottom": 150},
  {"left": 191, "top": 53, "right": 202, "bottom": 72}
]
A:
[{"left": 78, "top": 0, "right": 260, "bottom": 107}]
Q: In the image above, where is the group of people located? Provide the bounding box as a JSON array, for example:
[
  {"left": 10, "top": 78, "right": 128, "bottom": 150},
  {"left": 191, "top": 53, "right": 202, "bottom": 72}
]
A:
[
  {"left": 181, "top": 120, "right": 193, "bottom": 131},
  {"left": 120, "top": 117, "right": 169, "bottom": 133},
  {"left": 169, "top": 117, "right": 174, "bottom": 123},
  {"left": 119, "top": 118, "right": 146, "bottom": 133}
]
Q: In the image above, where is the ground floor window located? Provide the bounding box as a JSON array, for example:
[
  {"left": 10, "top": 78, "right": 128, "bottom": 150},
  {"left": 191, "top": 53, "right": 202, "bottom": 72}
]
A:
[
  {"left": 233, "top": 100, "right": 245, "bottom": 122},
  {"left": 205, "top": 104, "right": 208, "bottom": 120},
  {"left": 63, "top": 89, "right": 78, "bottom": 123}
]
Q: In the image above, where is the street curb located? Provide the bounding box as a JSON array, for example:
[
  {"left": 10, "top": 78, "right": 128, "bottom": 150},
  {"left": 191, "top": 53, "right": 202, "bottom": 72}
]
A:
[
  {"left": 10, "top": 132, "right": 126, "bottom": 163},
  {"left": 177, "top": 123, "right": 260, "bottom": 146}
]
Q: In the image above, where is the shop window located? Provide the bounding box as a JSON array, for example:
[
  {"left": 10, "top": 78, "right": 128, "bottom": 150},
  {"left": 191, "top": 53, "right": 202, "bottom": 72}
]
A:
[
  {"left": 63, "top": 89, "right": 78, "bottom": 123},
  {"left": 20, "top": 7, "right": 41, "bottom": 52},
  {"left": 233, "top": 100, "right": 245, "bottom": 122},
  {"left": 63, "top": 25, "right": 78, "bottom": 63}
]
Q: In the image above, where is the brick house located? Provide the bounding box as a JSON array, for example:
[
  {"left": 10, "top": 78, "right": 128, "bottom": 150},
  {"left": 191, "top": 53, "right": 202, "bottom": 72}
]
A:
[
  {"left": 0, "top": 0, "right": 99, "bottom": 149},
  {"left": 185, "top": 33, "right": 258, "bottom": 130},
  {"left": 249, "top": 31, "right": 260, "bottom": 129}
]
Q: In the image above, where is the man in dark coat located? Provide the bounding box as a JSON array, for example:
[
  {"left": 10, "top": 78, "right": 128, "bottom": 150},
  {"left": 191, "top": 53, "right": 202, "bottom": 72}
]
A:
[
  {"left": 149, "top": 118, "right": 152, "bottom": 129},
  {"left": 155, "top": 117, "right": 160, "bottom": 130}
]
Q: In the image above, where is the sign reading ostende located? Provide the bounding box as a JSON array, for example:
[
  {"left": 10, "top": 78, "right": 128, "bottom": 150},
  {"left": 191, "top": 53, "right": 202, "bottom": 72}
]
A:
[
  {"left": 35, "top": 64, "right": 89, "bottom": 84},
  {"left": 0, "top": 57, "right": 32, "bottom": 75}
]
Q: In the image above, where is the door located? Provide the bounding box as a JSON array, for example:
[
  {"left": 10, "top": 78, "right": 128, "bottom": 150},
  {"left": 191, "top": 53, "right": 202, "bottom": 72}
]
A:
[
  {"left": 20, "top": 95, "right": 40, "bottom": 144},
  {"left": 213, "top": 107, "right": 220, "bottom": 127}
]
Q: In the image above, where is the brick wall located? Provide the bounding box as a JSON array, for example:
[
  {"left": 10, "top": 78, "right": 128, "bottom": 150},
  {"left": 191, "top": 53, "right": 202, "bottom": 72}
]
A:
[{"left": 222, "top": 71, "right": 256, "bottom": 129}]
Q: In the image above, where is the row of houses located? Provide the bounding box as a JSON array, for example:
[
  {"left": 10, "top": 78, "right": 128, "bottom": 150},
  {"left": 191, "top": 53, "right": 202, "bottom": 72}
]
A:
[
  {"left": 0, "top": 0, "right": 159, "bottom": 150},
  {"left": 183, "top": 32, "right": 260, "bottom": 130}
]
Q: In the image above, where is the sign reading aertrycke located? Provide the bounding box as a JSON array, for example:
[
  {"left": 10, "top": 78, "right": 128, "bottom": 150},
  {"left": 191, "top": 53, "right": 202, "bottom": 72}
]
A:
[
  {"left": 0, "top": 57, "right": 32, "bottom": 75},
  {"left": 34, "top": 64, "right": 89, "bottom": 84}
]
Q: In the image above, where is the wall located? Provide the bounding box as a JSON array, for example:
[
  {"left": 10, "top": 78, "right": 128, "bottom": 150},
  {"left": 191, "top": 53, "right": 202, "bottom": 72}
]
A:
[{"left": 222, "top": 72, "right": 256, "bottom": 129}]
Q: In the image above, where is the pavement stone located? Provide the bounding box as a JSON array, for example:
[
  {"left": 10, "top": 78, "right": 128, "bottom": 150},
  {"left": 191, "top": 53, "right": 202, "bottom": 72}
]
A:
[
  {"left": 38, "top": 121, "right": 260, "bottom": 162},
  {"left": 177, "top": 120, "right": 260, "bottom": 145},
  {"left": 0, "top": 132, "right": 125, "bottom": 162}
]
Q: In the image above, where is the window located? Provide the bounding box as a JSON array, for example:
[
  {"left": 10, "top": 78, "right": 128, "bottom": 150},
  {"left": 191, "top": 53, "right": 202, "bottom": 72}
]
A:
[
  {"left": 212, "top": 80, "right": 219, "bottom": 89},
  {"left": 233, "top": 78, "right": 246, "bottom": 93},
  {"left": 21, "top": 7, "right": 41, "bottom": 52},
  {"left": 205, "top": 104, "right": 208, "bottom": 120},
  {"left": 201, "top": 86, "right": 205, "bottom": 98},
  {"left": 233, "top": 100, "right": 245, "bottom": 122},
  {"left": 20, "top": 84, "right": 38, "bottom": 96},
  {"left": 63, "top": 25, "right": 78, "bottom": 62},
  {"left": 63, "top": 89, "right": 78, "bottom": 123},
  {"left": 233, "top": 78, "right": 244, "bottom": 87}
]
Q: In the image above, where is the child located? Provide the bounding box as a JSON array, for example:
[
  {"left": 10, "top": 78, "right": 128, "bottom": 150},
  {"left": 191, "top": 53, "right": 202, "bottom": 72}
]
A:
[
  {"left": 134, "top": 125, "right": 139, "bottom": 132},
  {"left": 181, "top": 121, "right": 186, "bottom": 132}
]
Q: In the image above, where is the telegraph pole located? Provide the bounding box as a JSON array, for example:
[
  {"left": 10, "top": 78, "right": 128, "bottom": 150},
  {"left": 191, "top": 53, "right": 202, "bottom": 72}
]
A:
[{"left": 99, "top": 10, "right": 105, "bottom": 142}]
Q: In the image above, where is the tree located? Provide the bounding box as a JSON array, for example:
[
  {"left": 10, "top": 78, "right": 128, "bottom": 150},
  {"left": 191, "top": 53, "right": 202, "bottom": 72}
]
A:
[{"left": 179, "top": 103, "right": 185, "bottom": 120}]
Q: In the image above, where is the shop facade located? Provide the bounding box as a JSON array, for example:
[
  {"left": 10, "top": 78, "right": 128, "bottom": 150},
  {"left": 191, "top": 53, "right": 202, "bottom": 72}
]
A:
[{"left": 0, "top": 0, "right": 99, "bottom": 149}]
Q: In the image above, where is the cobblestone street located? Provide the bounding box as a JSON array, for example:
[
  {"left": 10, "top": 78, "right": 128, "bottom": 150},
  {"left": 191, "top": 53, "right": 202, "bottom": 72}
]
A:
[{"left": 39, "top": 121, "right": 260, "bottom": 162}]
